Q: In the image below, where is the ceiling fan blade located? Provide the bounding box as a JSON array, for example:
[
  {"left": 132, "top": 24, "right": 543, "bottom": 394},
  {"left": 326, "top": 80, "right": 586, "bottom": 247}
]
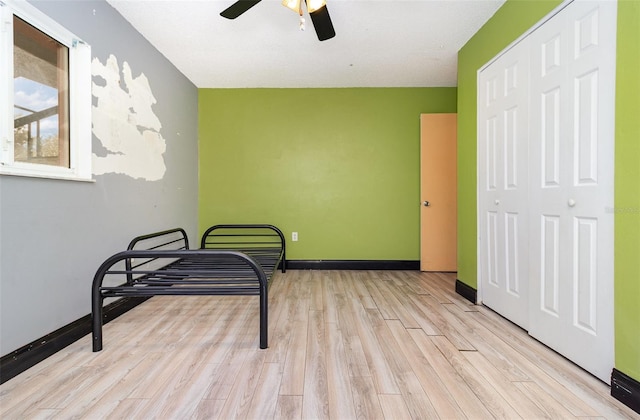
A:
[
  {"left": 220, "top": 0, "right": 262, "bottom": 19},
  {"left": 308, "top": 4, "right": 335, "bottom": 41}
]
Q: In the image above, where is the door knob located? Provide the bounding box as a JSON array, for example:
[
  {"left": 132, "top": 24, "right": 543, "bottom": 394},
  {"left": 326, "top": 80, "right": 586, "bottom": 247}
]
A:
[
  {"left": 423, "top": 201, "right": 431, "bottom": 207},
  {"left": 568, "top": 199, "right": 576, "bottom": 207}
]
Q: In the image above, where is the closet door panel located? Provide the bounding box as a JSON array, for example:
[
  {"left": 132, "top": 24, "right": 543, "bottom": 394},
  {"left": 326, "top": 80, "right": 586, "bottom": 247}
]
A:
[
  {"left": 527, "top": 0, "right": 616, "bottom": 383},
  {"left": 478, "top": 40, "right": 530, "bottom": 329}
]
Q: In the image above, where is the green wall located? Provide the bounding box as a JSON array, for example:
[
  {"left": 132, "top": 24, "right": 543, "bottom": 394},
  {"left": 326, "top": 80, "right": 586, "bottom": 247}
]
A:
[
  {"left": 614, "top": 0, "right": 640, "bottom": 385},
  {"left": 457, "top": 0, "right": 640, "bottom": 382},
  {"left": 199, "top": 88, "right": 456, "bottom": 260}
]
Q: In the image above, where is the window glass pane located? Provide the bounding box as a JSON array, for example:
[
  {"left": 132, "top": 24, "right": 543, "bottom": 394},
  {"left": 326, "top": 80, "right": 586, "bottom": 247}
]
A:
[{"left": 13, "top": 16, "right": 70, "bottom": 168}]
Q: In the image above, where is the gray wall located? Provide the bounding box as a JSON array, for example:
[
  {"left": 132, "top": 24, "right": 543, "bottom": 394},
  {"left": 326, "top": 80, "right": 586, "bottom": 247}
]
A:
[{"left": 0, "top": 0, "right": 199, "bottom": 355}]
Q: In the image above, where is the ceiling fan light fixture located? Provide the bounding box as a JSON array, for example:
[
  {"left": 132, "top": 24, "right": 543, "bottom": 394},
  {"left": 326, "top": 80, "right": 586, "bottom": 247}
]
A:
[
  {"left": 222, "top": 0, "right": 334, "bottom": 41},
  {"left": 306, "top": 0, "right": 326, "bottom": 13},
  {"left": 282, "top": 0, "right": 302, "bottom": 15}
]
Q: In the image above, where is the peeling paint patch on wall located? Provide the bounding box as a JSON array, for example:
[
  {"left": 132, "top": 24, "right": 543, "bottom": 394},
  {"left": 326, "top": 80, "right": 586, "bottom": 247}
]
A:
[{"left": 91, "top": 54, "right": 166, "bottom": 181}]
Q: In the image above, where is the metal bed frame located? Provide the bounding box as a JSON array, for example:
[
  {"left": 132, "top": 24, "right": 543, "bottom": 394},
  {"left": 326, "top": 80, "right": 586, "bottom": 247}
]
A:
[{"left": 91, "top": 224, "right": 286, "bottom": 352}]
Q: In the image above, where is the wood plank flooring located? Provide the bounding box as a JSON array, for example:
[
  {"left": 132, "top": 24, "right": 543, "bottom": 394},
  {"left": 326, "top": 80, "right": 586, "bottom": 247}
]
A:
[{"left": 0, "top": 270, "right": 636, "bottom": 419}]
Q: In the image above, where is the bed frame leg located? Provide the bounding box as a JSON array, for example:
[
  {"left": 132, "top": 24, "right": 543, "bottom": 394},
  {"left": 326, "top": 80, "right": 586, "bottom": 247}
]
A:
[
  {"left": 91, "top": 292, "right": 103, "bottom": 352},
  {"left": 259, "top": 288, "right": 268, "bottom": 349}
]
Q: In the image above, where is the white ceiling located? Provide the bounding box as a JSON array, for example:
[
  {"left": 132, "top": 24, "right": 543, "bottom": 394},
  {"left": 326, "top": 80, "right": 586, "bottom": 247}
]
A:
[{"left": 106, "top": 0, "right": 505, "bottom": 88}]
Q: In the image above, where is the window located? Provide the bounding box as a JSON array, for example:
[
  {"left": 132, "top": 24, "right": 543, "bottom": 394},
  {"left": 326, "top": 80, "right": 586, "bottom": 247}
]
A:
[{"left": 1, "top": 0, "right": 91, "bottom": 181}]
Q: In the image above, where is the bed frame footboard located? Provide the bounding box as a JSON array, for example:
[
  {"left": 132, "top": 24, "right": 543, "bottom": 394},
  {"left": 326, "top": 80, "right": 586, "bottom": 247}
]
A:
[{"left": 92, "top": 250, "right": 269, "bottom": 351}]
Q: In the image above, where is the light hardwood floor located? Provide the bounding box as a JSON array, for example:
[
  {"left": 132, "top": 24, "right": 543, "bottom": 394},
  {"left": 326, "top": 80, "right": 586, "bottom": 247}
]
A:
[{"left": 0, "top": 270, "right": 637, "bottom": 419}]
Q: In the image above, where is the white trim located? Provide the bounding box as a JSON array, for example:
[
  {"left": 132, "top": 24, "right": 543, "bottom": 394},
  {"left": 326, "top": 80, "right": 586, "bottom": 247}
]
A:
[
  {"left": 8, "top": 0, "right": 77, "bottom": 47},
  {"left": 0, "top": 2, "right": 13, "bottom": 166},
  {"left": 0, "top": 0, "right": 93, "bottom": 182}
]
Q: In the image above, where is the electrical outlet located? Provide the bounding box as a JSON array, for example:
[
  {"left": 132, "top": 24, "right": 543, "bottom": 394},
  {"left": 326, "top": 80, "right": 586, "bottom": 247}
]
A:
[{"left": 292, "top": 232, "right": 298, "bottom": 242}]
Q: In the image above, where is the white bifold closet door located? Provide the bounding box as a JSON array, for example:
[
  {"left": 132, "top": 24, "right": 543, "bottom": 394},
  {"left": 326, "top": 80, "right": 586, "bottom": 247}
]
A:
[
  {"left": 477, "top": 40, "right": 531, "bottom": 330},
  {"left": 478, "top": 0, "right": 617, "bottom": 383}
]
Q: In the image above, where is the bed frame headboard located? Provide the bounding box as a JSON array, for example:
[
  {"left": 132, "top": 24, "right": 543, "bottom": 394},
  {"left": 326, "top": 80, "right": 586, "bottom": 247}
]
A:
[{"left": 127, "top": 228, "right": 189, "bottom": 251}]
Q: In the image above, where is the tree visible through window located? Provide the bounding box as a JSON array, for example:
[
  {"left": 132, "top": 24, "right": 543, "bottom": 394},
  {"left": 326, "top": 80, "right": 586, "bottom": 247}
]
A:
[{"left": 13, "top": 16, "right": 70, "bottom": 168}]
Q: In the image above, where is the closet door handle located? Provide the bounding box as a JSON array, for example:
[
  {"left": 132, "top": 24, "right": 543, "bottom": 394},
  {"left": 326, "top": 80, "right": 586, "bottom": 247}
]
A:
[{"left": 423, "top": 201, "right": 431, "bottom": 207}]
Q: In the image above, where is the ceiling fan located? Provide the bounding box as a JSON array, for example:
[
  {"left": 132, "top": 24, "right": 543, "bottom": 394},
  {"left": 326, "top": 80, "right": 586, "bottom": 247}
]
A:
[{"left": 220, "top": 0, "right": 336, "bottom": 41}]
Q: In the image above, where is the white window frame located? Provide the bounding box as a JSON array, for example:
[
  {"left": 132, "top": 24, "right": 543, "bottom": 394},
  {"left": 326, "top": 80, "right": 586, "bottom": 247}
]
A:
[{"left": 1, "top": 0, "right": 92, "bottom": 182}]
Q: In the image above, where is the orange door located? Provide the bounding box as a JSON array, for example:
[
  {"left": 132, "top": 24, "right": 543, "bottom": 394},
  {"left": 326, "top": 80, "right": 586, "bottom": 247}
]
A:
[{"left": 420, "top": 113, "right": 457, "bottom": 271}]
